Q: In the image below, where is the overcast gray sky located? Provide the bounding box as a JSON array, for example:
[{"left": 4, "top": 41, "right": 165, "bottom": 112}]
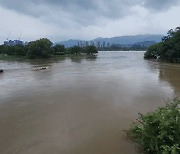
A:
[{"left": 0, "top": 0, "right": 180, "bottom": 43}]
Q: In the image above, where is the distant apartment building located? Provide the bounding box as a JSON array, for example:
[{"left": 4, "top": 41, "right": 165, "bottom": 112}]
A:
[
  {"left": 102, "top": 41, "right": 106, "bottom": 48},
  {"left": 77, "top": 41, "right": 91, "bottom": 47},
  {"left": 4, "top": 40, "right": 24, "bottom": 46},
  {"left": 97, "top": 41, "right": 101, "bottom": 48},
  {"left": 85, "top": 41, "right": 89, "bottom": 47}
]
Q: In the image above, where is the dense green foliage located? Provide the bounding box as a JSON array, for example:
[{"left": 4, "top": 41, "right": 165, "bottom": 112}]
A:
[
  {"left": 53, "top": 44, "right": 66, "bottom": 55},
  {"left": 0, "top": 44, "right": 27, "bottom": 56},
  {"left": 27, "top": 38, "right": 53, "bottom": 59},
  {"left": 0, "top": 38, "right": 98, "bottom": 59},
  {"left": 68, "top": 46, "right": 82, "bottom": 55},
  {"left": 127, "top": 99, "right": 180, "bottom": 154},
  {"left": 144, "top": 27, "right": 180, "bottom": 63},
  {"left": 85, "top": 45, "right": 98, "bottom": 55}
]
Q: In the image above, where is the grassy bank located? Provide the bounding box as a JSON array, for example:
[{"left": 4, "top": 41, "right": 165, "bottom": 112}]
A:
[{"left": 127, "top": 99, "right": 180, "bottom": 154}]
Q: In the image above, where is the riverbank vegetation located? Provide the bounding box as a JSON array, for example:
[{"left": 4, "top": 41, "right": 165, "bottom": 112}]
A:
[
  {"left": 98, "top": 44, "right": 149, "bottom": 51},
  {"left": 144, "top": 27, "right": 180, "bottom": 63},
  {"left": 127, "top": 99, "right": 180, "bottom": 154},
  {"left": 0, "top": 38, "right": 98, "bottom": 60}
]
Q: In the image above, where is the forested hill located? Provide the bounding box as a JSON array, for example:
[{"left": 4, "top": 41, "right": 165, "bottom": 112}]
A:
[{"left": 58, "top": 34, "right": 163, "bottom": 48}]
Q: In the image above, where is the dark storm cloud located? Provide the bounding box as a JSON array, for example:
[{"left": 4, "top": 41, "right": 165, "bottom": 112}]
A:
[
  {"left": 0, "top": 0, "right": 94, "bottom": 16},
  {"left": 0, "top": 0, "right": 46, "bottom": 17},
  {"left": 0, "top": 0, "right": 125, "bottom": 19},
  {"left": 142, "top": 0, "right": 180, "bottom": 11},
  {"left": 0, "top": 0, "right": 180, "bottom": 43},
  {"left": 0, "top": 0, "right": 179, "bottom": 25}
]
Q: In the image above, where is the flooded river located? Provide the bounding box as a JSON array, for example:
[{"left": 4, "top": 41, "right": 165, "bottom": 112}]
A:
[{"left": 0, "top": 51, "right": 180, "bottom": 154}]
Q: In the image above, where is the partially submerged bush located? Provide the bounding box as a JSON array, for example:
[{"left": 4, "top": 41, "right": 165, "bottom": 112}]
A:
[{"left": 127, "top": 99, "right": 180, "bottom": 154}]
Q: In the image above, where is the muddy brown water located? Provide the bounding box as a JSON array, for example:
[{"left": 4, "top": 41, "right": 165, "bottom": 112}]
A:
[{"left": 0, "top": 51, "right": 180, "bottom": 154}]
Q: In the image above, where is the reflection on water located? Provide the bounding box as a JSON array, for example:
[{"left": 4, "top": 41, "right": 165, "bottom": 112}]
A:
[
  {"left": 70, "top": 56, "right": 97, "bottom": 64},
  {"left": 0, "top": 51, "right": 180, "bottom": 154},
  {"left": 159, "top": 64, "right": 180, "bottom": 97}
]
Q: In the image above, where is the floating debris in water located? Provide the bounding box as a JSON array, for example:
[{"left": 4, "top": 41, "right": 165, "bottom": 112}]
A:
[{"left": 32, "top": 65, "right": 51, "bottom": 71}]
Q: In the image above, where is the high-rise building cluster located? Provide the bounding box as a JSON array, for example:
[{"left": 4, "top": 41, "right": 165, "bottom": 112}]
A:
[
  {"left": 4, "top": 40, "right": 24, "bottom": 46},
  {"left": 77, "top": 41, "right": 110, "bottom": 48}
]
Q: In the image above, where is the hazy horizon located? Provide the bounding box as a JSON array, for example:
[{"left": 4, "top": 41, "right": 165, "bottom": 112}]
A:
[
  {"left": 1, "top": 33, "right": 164, "bottom": 45},
  {"left": 0, "top": 0, "right": 180, "bottom": 44},
  {"left": 59, "top": 33, "right": 164, "bottom": 42}
]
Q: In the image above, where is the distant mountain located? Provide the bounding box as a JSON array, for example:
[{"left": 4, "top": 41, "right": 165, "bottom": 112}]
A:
[
  {"left": 57, "top": 34, "right": 163, "bottom": 48},
  {"left": 134, "top": 41, "right": 157, "bottom": 47},
  {"left": 57, "top": 39, "right": 81, "bottom": 48}
]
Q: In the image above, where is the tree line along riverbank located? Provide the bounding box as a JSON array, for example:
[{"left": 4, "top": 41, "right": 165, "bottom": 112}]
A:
[{"left": 0, "top": 38, "right": 98, "bottom": 60}]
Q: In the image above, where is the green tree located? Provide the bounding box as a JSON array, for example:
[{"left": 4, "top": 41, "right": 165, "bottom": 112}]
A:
[
  {"left": 0, "top": 45, "right": 4, "bottom": 54},
  {"left": 144, "top": 43, "right": 162, "bottom": 59},
  {"left": 27, "top": 38, "right": 53, "bottom": 59},
  {"left": 53, "top": 44, "right": 66, "bottom": 55},
  {"left": 14, "top": 45, "right": 27, "bottom": 56},
  {"left": 144, "top": 27, "right": 180, "bottom": 63},
  {"left": 0, "top": 44, "right": 27, "bottom": 56},
  {"left": 85, "top": 45, "right": 98, "bottom": 55},
  {"left": 69, "top": 46, "right": 82, "bottom": 55}
]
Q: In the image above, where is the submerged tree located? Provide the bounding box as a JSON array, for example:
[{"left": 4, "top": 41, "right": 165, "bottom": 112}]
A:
[
  {"left": 69, "top": 46, "right": 82, "bottom": 55},
  {"left": 85, "top": 45, "right": 98, "bottom": 55}
]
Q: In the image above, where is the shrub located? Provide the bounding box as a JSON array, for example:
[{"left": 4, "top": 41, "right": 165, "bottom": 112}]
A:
[
  {"left": 127, "top": 99, "right": 180, "bottom": 154},
  {"left": 144, "top": 43, "right": 162, "bottom": 59}
]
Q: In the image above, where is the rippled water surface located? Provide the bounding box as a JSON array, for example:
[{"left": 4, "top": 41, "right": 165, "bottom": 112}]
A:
[{"left": 0, "top": 51, "right": 180, "bottom": 154}]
